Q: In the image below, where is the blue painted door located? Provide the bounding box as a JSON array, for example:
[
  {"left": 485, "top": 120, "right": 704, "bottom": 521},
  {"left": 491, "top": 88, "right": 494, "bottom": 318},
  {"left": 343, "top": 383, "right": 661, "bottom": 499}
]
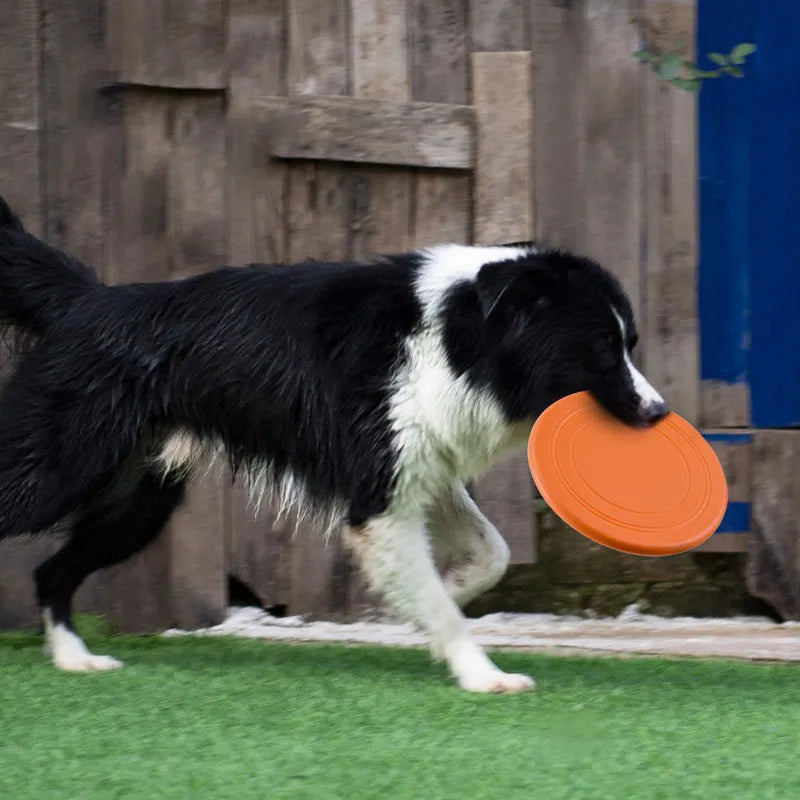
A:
[{"left": 699, "top": 0, "right": 800, "bottom": 428}]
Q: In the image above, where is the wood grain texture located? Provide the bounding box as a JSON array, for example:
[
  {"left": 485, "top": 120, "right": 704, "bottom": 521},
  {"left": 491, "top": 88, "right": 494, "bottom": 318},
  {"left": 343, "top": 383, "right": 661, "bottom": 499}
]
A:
[
  {"left": 285, "top": 0, "right": 349, "bottom": 618},
  {"left": 164, "top": 93, "right": 228, "bottom": 629},
  {"left": 42, "top": 0, "right": 106, "bottom": 267},
  {"left": 409, "top": 0, "right": 470, "bottom": 248},
  {"left": 227, "top": 0, "right": 291, "bottom": 611},
  {"left": 701, "top": 380, "right": 750, "bottom": 428},
  {"left": 471, "top": 51, "right": 533, "bottom": 244},
  {"left": 584, "top": 0, "right": 642, "bottom": 318},
  {"left": 108, "top": 0, "right": 225, "bottom": 88},
  {"left": 0, "top": 0, "right": 47, "bottom": 628},
  {"left": 471, "top": 50, "right": 536, "bottom": 564},
  {"left": 747, "top": 431, "right": 800, "bottom": 620},
  {"left": 640, "top": 0, "right": 700, "bottom": 424},
  {"left": 88, "top": 91, "right": 228, "bottom": 631},
  {"left": 470, "top": 0, "right": 529, "bottom": 51},
  {"left": 530, "top": 0, "right": 587, "bottom": 250},
  {"left": 269, "top": 96, "right": 474, "bottom": 170}
]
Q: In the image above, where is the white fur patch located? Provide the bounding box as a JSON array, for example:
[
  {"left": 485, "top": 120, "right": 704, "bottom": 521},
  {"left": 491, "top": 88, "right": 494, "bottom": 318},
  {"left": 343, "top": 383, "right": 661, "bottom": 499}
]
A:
[
  {"left": 43, "top": 609, "right": 123, "bottom": 672},
  {"left": 388, "top": 327, "right": 526, "bottom": 513},
  {"left": 612, "top": 308, "right": 664, "bottom": 411},
  {"left": 415, "top": 243, "right": 533, "bottom": 320}
]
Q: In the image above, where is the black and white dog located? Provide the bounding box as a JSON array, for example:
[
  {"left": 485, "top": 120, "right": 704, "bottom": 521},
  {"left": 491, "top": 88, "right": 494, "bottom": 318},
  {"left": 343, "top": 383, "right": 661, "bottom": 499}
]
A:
[{"left": 0, "top": 193, "right": 665, "bottom": 692}]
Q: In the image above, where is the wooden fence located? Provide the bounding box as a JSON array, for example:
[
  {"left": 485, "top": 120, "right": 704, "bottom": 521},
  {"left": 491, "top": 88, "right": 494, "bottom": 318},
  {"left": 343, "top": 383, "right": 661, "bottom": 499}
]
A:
[{"left": 0, "top": 0, "right": 777, "bottom": 630}]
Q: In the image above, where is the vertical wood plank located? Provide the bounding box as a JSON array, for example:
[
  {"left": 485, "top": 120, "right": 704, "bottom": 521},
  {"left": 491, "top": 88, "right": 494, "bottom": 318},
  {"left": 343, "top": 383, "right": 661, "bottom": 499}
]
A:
[
  {"left": 470, "top": 0, "right": 529, "bottom": 51},
  {"left": 108, "top": 0, "right": 225, "bottom": 88},
  {"left": 530, "top": 0, "right": 587, "bottom": 251},
  {"left": 0, "top": 0, "right": 47, "bottom": 628},
  {"left": 640, "top": 0, "right": 700, "bottom": 423},
  {"left": 79, "top": 91, "right": 173, "bottom": 630},
  {"left": 410, "top": 0, "right": 470, "bottom": 247},
  {"left": 285, "top": 0, "right": 349, "bottom": 618},
  {"left": 748, "top": 431, "right": 800, "bottom": 620},
  {"left": 42, "top": 0, "right": 106, "bottom": 268},
  {"left": 342, "top": 0, "right": 413, "bottom": 617},
  {"left": 471, "top": 52, "right": 533, "bottom": 246},
  {"left": 583, "top": 0, "right": 643, "bottom": 318},
  {"left": 471, "top": 51, "right": 536, "bottom": 564},
  {"left": 166, "top": 94, "right": 228, "bottom": 629},
  {"left": 227, "top": 0, "right": 292, "bottom": 610},
  {"left": 349, "top": 1, "right": 412, "bottom": 258}
]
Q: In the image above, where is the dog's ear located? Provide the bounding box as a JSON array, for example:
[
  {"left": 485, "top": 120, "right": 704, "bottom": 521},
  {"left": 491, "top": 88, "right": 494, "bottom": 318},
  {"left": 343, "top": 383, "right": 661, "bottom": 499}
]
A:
[{"left": 476, "top": 260, "right": 554, "bottom": 321}]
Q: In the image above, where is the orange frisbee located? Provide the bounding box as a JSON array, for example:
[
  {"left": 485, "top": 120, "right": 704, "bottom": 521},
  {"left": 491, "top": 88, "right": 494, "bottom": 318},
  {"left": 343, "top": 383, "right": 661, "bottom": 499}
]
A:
[{"left": 527, "top": 391, "right": 728, "bottom": 556}]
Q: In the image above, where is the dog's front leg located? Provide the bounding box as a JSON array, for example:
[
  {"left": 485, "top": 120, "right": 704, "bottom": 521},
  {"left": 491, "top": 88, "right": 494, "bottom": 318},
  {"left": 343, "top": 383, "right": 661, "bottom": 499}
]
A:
[
  {"left": 428, "top": 482, "right": 510, "bottom": 608},
  {"left": 344, "top": 513, "right": 534, "bottom": 693}
]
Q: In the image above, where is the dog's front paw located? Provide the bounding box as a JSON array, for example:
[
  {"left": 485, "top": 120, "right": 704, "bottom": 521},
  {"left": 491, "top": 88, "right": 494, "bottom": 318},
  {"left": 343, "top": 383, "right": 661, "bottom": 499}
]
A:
[
  {"left": 458, "top": 669, "right": 536, "bottom": 694},
  {"left": 54, "top": 652, "right": 124, "bottom": 672}
]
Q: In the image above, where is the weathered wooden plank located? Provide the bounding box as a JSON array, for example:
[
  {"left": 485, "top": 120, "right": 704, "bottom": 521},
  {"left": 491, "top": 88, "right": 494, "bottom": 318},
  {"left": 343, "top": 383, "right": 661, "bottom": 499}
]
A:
[
  {"left": 0, "top": 0, "right": 42, "bottom": 234},
  {"left": 471, "top": 50, "right": 536, "bottom": 564},
  {"left": 641, "top": 0, "right": 700, "bottom": 424},
  {"left": 227, "top": 0, "right": 290, "bottom": 611},
  {"left": 169, "top": 472, "right": 227, "bottom": 629},
  {"left": 287, "top": 0, "right": 349, "bottom": 96},
  {"left": 470, "top": 0, "right": 529, "bottom": 51},
  {"left": 701, "top": 381, "right": 750, "bottom": 428},
  {"left": 747, "top": 431, "right": 800, "bottom": 620},
  {"left": 285, "top": 0, "right": 349, "bottom": 619},
  {"left": 268, "top": 96, "right": 474, "bottom": 170},
  {"left": 471, "top": 51, "right": 533, "bottom": 245},
  {"left": 0, "top": 0, "right": 47, "bottom": 628},
  {"left": 42, "top": 0, "right": 106, "bottom": 268},
  {"left": 105, "top": 93, "right": 172, "bottom": 286},
  {"left": 90, "top": 91, "right": 228, "bottom": 631},
  {"left": 530, "top": 0, "right": 587, "bottom": 250},
  {"left": 167, "top": 94, "right": 227, "bottom": 278},
  {"left": 228, "top": 0, "right": 286, "bottom": 98},
  {"left": 584, "top": 0, "right": 643, "bottom": 318},
  {"left": 164, "top": 93, "right": 228, "bottom": 629},
  {"left": 341, "top": 0, "right": 412, "bottom": 617},
  {"left": 348, "top": 0, "right": 412, "bottom": 261},
  {"left": 107, "top": 0, "right": 225, "bottom": 89},
  {"left": 410, "top": 0, "right": 470, "bottom": 247}
]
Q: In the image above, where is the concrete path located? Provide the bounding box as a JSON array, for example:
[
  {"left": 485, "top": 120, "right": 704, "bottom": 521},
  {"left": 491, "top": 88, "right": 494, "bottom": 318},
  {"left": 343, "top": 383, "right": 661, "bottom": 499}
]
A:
[{"left": 165, "top": 606, "right": 800, "bottom": 663}]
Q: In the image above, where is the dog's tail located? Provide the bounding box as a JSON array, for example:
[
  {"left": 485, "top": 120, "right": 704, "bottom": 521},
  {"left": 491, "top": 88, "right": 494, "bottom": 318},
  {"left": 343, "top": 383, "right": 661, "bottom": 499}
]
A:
[{"left": 0, "top": 193, "right": 101, "bottom": 337}]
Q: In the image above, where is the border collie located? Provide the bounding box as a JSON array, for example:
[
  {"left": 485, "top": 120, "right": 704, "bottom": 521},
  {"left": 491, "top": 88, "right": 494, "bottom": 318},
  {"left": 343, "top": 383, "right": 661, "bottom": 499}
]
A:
[{"left": 0, "top": 193, "right": 665, "bottom": 692}]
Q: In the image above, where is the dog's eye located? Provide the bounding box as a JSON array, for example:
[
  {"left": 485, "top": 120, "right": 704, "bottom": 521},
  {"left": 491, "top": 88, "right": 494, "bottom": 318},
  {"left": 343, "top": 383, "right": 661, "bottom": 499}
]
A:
[
  {"left": 628, "top": 334, "right": 639, "bottom": 351},
  {"left": 606, "top": 333, "right": 617, "bottom": 349}
]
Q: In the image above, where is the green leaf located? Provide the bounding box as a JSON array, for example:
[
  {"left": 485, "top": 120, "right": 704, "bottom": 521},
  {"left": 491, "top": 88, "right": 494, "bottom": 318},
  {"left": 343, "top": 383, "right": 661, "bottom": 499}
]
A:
[
  {"left": 730, "top": 42, "right": 757, "bottom": 60},
  {"left": 686, "top": 66, "right": 720, "bottom": 79},
  {"left": 658, "top": 52, "right": 683, "bottom": 80},
  {"left": 722, "top": 65, "right": 745, "bottom": 78},
  {"left": 670, "top": 77, "right": 702, "bottom": 93},
  {"left": 633, "top": 49, "right": 657, "bottom": 62},
  {"left": 708, "top": 52, "right": 729, "bottom": 66}
]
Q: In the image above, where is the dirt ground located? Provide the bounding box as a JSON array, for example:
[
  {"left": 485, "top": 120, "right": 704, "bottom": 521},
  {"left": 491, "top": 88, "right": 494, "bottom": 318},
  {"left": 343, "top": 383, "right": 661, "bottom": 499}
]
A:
[{"left": 164, "top": 605, "right": 800, "bottom": 663}]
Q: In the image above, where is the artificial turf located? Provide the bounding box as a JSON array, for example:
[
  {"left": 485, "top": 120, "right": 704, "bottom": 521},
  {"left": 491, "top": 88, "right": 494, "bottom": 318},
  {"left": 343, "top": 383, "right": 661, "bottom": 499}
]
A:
[{"left": 1, "top": 623, "right": 798, "bottom": 800}]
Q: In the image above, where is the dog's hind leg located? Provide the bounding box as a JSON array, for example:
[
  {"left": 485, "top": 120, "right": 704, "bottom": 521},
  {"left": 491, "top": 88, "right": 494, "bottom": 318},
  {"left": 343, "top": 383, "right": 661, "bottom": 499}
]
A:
[
  {"left": 427, "top": 482, "right": 510, "bottom": 608},
  {"left": 35, "top": 468, "right": 186, "bottom": 671},
  {"left": 344, "top": 512, "right": 533, "bottom": 694}
]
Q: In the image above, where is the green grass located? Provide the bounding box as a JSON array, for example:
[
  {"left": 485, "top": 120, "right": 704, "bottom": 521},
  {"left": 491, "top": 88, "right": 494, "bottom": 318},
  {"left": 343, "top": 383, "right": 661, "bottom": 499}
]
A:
[{"left": 1, "top": 625, "right": 799, "bottom": 800}]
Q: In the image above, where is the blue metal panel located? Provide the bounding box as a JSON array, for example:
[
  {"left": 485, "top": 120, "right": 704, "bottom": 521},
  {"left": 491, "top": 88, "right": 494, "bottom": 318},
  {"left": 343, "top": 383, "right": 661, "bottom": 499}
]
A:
[
  {"left": 747, "top": 1, "right": 800, "bottom": 427},
  {"left": 699, "top": 0, "right": 800, "bottom": 427},
  {"left": 702, "top": 432, "right": 754, "bottom": 445},
  {"left": 716, "top": 502, "right": 750, "bottom": 534},
  {"left": 697, "top": 1, "right": 756, "bottom": 388}
]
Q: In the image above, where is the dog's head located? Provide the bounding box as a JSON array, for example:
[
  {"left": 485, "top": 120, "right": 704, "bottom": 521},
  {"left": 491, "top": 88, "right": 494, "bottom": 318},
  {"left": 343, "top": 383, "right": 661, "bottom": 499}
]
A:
[{"left": 472, "top": 248, "right": 667, "bottom": 427}]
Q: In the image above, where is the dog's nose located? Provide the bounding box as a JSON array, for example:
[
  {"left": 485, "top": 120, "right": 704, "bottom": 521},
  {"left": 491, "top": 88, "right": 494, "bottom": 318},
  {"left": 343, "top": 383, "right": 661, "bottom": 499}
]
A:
[{"left": 643, "top": 401, "right": 669, "bottom": 425}]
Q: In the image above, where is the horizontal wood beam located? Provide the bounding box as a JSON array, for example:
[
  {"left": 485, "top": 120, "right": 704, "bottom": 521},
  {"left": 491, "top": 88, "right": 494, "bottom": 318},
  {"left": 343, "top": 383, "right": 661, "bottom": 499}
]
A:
[{"left": 262, "top": 95, "right": 474, "bottom": 169}]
